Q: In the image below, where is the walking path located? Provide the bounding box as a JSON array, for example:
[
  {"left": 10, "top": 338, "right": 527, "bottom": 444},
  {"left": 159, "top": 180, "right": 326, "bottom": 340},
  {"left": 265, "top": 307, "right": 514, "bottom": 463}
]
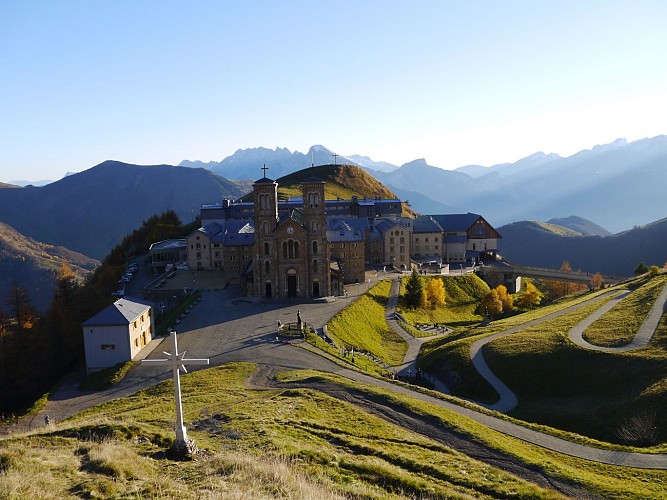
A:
[
  {"left": 470, "top": 290, "right": 620, "bottom": 413},
  {"left": 472, "top": 279, "right": 667, "bottom": 415},
  {"left": 569, "top": 281, "right": 667, "bottom": 352},
  {"left": 4, "top": 285, "right": 667, "bottom": 470},
  {"left": 384, "top": 278, "right": 449, "bottom": 391}
]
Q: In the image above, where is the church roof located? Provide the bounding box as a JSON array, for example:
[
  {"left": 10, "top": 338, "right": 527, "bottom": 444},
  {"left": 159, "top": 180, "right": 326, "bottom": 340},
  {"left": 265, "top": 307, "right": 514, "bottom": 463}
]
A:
[
  {"left": 253, "top": 177, "right": 275, "bottom": 184},
  {"left": 83, "top": 297, "right": 152, "bottom": 327},
  {"left": 279, "top": 208, "right": 304, "bottom": 226}
]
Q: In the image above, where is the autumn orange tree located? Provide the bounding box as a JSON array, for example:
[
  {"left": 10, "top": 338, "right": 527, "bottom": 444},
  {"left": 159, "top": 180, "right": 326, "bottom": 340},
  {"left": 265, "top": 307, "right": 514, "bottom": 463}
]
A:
[
  {"left": 590, "top": 272, "right": 603, "bottom": 290},
  {"left": 515, "top": 282, "right": 543, "bottom": 309},
  {"left": 420, "top": 278, "right": 446, "bottom": 309},
  {"left": 480, "top": 284, "right": 513, "bottom": 318}
]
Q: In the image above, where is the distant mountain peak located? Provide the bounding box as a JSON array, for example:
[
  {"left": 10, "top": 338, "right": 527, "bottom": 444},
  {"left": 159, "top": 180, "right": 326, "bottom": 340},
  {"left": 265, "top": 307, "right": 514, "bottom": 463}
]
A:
[{"left": 401, "top": 158, "right": 429, "bottom": 168}]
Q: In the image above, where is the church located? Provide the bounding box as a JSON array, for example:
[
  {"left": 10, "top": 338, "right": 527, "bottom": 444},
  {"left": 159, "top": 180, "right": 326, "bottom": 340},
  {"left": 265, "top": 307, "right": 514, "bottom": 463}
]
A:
[
  {"left": 250, "top": 173, "right": 330, "bottom": 299},
  {"left": 183, "top": 166, "right": 501, "bottom": 299}
]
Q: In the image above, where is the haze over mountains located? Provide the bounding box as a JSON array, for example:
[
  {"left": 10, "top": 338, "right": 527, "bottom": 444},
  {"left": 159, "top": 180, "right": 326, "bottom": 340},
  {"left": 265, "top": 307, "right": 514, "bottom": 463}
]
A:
[
  {"left": 0, "top": 136, "right": 665, "bottom": 305},
  {"left": 0, "top": 161, "right": 244, "bottom": 260},
  {"left": 181, "top": 136, "right": 667, "bottom": 233},
  {"left": 497, "top": 217, "right": 667, "bottom": 277}
]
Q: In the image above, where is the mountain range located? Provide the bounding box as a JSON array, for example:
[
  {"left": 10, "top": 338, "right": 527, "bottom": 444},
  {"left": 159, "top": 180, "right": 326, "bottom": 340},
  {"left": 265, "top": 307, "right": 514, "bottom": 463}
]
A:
[
  {"left": 181, "top": 136, "right": 667, "bottom": 233},
  {"left": 497, "top": 217, "right": 667, "bottom": 277},
  {"left": 0, "top": 161, "right": 245, "bottom": 260}
]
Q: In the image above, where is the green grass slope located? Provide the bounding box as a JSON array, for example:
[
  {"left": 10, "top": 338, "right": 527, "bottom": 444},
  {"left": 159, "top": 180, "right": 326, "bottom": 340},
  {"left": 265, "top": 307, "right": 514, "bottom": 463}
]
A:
[
  {"left": 2, "top": 363, "right": 665, "bottom": 499},
  {"left": 241, "top": 163, "right": 416, "bottom": 216}
]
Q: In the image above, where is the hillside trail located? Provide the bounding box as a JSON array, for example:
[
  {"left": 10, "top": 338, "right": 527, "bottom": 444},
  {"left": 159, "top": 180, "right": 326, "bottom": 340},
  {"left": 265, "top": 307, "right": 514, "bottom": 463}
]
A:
[
  {"left": 569, "top": 280, "right": 667, "bottom": 352},
  {"left": 471, "top": 279, "right": 667, "bottom": 414},
  {"left": 384, "top": 277, "right": 449, "bottom": 392},
  {"left": 4, "top": 283, "right": 667, "bottom": 471}
]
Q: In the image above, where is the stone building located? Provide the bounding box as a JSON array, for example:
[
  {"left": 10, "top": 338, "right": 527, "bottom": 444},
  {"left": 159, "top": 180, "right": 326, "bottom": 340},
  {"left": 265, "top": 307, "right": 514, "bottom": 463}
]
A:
[
  {"left": 182, "top": 170, "right": 503, "bottom": 298},
  {"left": 249, "top": 175, "right": 330, "bottom": 298}
]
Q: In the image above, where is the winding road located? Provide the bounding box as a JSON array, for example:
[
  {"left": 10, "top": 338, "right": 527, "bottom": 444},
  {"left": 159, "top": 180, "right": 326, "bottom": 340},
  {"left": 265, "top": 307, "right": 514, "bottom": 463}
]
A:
[{"left": 4, "top": 279, "right": 667, "bottom": 471}]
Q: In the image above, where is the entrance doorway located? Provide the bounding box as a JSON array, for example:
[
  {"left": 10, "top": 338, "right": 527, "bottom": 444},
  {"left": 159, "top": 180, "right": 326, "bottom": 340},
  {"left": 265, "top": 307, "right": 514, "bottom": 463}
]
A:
[
  {"left": 265, "top": 282, "right": 272, "bottom": 298},
  {"left": 312, "top": 281, "right": 320, "bottom": 297},
  {"left": 287, "top": 275, "right": 297, "bottom": 297}
]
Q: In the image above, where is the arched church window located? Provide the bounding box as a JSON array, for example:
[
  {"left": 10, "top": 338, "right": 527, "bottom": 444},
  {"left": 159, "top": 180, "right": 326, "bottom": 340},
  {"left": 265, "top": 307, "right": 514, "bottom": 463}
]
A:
[
  {"left": 264, "top": 242, "right": 270, "bottom": 256},
  {"left": 312, "top": 241, "right": 318, "bottom": 255}
]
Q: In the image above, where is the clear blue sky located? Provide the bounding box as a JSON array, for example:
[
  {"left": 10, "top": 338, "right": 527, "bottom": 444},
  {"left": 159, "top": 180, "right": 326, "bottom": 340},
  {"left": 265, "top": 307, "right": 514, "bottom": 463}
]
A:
[{"left": 2, "top": 0, "right": 666, "bottom": 182}]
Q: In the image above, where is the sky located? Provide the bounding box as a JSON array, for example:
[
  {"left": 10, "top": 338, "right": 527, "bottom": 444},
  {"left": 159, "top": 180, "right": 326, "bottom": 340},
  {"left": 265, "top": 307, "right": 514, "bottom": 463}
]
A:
[{"left": 1, "top": 0, "right": 667, "bottom": 183}]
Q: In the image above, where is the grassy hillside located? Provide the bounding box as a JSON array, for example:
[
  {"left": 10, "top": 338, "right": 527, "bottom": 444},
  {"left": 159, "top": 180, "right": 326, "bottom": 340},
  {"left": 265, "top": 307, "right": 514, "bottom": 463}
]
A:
[
  {"left": 547, "top": 216, "right": 612, "bottom": 237},
  {"left": 419, "top": 275, "right": 667, "bottom": 445},
  {"left": 2, "top": 363, "right": 665, "bottom": 499},
  {"left": 242, "top": 163, "right": 417, "bottom": 216},
  {"left": 326, "top": 280, "right": 407, "bottom": 366},
  {"left": 0, "top": 221, "right": 98, "bottom": 312},
  {"left": 398, "top": 274, "right": 490, "bottom": 327}
]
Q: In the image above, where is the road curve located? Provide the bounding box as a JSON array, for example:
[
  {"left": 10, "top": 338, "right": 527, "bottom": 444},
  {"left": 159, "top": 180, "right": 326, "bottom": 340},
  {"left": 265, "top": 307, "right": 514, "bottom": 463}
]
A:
[
  {"left": 4, "top": 287, "right": 667, "bottom": 469},
  {"left": 569, "top": 281, "right": 667, "bottom": 352},
  {"left": 470, "top": 291, "right": 618, "bottom": 413}
]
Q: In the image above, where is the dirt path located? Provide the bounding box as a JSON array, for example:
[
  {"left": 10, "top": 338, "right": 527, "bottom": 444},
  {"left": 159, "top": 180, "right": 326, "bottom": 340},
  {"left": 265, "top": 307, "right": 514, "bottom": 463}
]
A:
[{"left": 248, "top": 364, "right": 601, "bottom": 500}]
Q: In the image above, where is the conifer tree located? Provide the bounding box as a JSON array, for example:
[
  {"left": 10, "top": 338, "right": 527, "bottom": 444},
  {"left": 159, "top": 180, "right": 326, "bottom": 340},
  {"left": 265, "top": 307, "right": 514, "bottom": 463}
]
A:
[{"left": 404, "top": 269, "right": 424, "bottom": 308}]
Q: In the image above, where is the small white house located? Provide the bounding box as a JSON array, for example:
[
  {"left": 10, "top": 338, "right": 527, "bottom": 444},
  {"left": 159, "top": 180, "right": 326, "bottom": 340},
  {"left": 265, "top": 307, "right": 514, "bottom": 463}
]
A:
[{"left": 82, "top": 297, "right": 154, "bottom": 373}]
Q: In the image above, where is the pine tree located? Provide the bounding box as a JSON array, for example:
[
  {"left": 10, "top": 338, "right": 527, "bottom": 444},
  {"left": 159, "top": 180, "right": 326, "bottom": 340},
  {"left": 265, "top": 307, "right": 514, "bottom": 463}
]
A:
[{"left": 404, "top": 269, "right": 424, "bottom": 308}]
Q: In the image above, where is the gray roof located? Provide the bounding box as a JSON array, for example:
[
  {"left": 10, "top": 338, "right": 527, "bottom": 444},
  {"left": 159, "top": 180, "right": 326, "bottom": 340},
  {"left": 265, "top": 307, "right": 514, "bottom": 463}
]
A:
[
  {"left": 223, "top": 221, "right": 255, "bottom": 246},
  {"left": 412, "top": 216, "right": 443, "bottom": 233},
  {"left": 373, "top": 218, "right": 401, "bottom": 234},
  {"left": 83, "top": 297, "right": 152, "bottom": 327},
  {"left": 326, "top": 217, "right": 367, "bottom": 242},
  {"left": 430, "top": 213, "right": 482, "bottom": 232},
  {"left": 149, "top": 239, "right": 186, "bottom": 251}
]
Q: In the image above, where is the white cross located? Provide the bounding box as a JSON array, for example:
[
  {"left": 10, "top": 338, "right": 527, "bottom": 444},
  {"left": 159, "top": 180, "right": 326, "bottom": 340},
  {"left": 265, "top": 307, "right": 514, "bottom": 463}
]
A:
[{"left": 141, "top": 331, "right": 209, "bottom": 444}]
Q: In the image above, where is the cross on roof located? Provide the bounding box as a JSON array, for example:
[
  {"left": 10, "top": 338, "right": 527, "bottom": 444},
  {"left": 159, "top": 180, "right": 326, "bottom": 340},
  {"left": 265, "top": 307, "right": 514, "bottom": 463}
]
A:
[
  {"left": 331, "top": 153, "right": 338, "bottom": 165},
  {"left": 141, "top": 331, "right": 209, "bottom": 444},
  {"left": 262, "top": 163, "right": 268, "bottom": 177}
]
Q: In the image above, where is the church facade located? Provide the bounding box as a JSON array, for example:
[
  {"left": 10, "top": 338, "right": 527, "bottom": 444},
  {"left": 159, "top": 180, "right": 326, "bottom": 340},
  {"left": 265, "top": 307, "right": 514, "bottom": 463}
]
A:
[{"left": 250, "top": 176, "right": 330, "bottom": 299}]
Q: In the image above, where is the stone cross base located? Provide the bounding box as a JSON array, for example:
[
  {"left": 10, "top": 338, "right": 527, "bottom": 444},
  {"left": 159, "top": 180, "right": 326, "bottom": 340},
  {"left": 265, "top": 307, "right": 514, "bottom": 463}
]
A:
[{"left": 168, "top": 437, "right": 200, "bottom": 461}]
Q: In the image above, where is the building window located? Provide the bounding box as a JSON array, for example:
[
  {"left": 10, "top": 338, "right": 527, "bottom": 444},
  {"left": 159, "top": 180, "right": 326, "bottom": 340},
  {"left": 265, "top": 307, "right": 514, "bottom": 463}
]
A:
[
  {"left": 312, "top": 241, "right": 318, "bottom": 254},
  {"left": 264, "top": 242, "right": 270, "bottom": 256},
  {"left": 312, "top": 220, "right": 318, "bottom": 233},
  {"left": 313, "top": 259, "right": 318, "bottom": 272},
  {"left": 196, "top": 243, "right": 201, "bottom": 249},
  {"left": 135, "top": 338, "right": 139, "bottom": 347},
  {"left": 265, "top": 260, "right": 271, "bottom": 274},
  {"left": 262, "top": 222, "right": 269, "bottom": 235},
  {"left": 283, "top": 239, "right": 299, "bottom": 259}
]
